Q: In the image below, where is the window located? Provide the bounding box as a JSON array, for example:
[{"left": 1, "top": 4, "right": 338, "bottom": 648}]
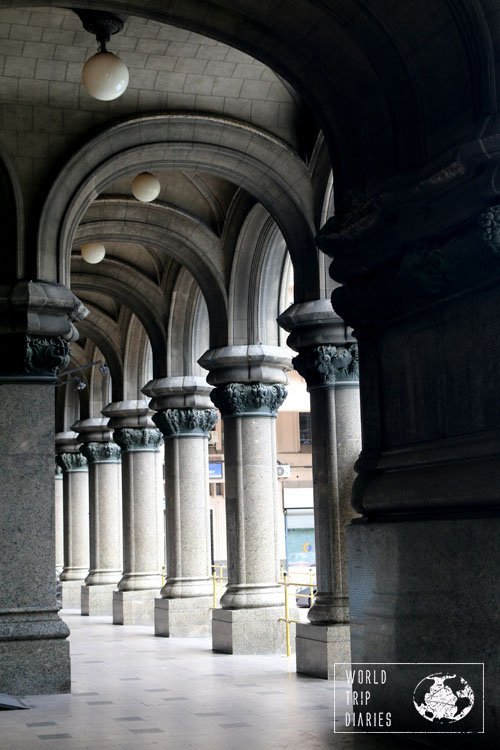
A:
[{"left": 299, "top": 412, "right": 312, "bottom": 449}]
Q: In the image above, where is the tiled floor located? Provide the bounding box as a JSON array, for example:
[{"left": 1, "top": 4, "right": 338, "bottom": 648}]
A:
[{"left": 1, "top": 612, "right": 418, "bottom": 750}]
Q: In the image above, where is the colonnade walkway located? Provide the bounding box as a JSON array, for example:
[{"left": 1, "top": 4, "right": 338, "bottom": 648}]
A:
[{"left": 2, "top": 612, "right": 416, "bottom": 750}]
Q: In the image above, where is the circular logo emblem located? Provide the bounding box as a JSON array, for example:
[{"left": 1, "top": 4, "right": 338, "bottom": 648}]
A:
[{"left": 413, "top": 672, "right": 474, "bottom": 723}]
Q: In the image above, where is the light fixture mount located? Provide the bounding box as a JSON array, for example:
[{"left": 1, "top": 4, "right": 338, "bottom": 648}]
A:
[{"left": 74, "top": 9, "right": 126, "bottom": 52}]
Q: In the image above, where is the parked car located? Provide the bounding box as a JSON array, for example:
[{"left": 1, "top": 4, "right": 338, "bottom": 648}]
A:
[{"left": 295, "top": 586, "right": 317, "bottom": 608}]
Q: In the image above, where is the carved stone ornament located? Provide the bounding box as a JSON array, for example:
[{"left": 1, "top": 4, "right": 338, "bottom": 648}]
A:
[
  {"left": 480, "top": 204, "right": 500, "bottom": 254},
  {"left": 113, "top": 427, "right": 163, "bottom": 452},
  {"left": 25, "top": 335, "right": 70, "bottom": 376},
  {"left": 210, "top": 382, "right": 287, "bottom": 418},
  {"left": 81, "top": 441, "right": 121, "bottom": 463},
  {"left": 293, "top": 344, "right": 359, "bottom": 388},
  {"left": 55, "top": 452, "right": 88, "bottom": 472},
  {"left": 153, "top": 408, "right": 218, "bottom": 438},
  {"left": 55, "top": 464, "right": 62, "bottom": 476}
]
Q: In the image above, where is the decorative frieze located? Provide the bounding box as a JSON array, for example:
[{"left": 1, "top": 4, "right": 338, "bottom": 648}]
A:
[
  {"left": 25, "top": 335, "right": 70, "bottom": 376},
  {"left": 210, "top": 382, "right": 287, "bottom": 418},
  {"left": 153, "top": 408, "right": 218, "bottom": 438},
  {"left": 113, "top": 427, "right": 163, "bottom": 452},
  {"left": 293, "top": 344, "right": 359, "bottom": 388},
  {"left": 56, "top": 452, "right": 88, "bottom": 473},
  {"left": 81, "top": 441, "right": 121, "bottom": 463}
]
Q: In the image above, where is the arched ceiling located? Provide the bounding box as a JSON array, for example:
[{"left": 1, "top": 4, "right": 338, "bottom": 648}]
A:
[{"left": 1, "top": 0, "right": 495, "bottom": 406}]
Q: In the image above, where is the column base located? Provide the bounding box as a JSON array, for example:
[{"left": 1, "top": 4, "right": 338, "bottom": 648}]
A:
[
  {"left": 295, "top": 622, "right": 351, "bottom": 679},
  {"left": 81, "top": 584, "right": 117, "bottom": 616},
  {"left": 155, "top": 597, "right": 212, "bottom": 637},
  {"left": 0, "top": 638, "right": 70, "bottom": 695},
  {"left": 112, "top": 589, "right": 157, "bottom": 625},
  {"left": 61, "top": 580, "right": 84, "bottom": 610},
  {"left": 348, "top": 514, "right": 500, "bottom": 742},
  {"left": 212, "top": 607, "right": 297, "bottom": 654}
]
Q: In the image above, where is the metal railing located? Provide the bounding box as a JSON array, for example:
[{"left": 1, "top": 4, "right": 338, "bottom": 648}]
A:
[
  {"left": 211, "top": 564, "right": 227, "bottom": 608},
  {"left": 278, "top": 567, "right": 316, "bottom": 657}
]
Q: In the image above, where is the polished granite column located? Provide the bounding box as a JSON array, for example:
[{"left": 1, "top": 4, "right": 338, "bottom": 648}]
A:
[
  {"left": 199, "top": 346, "right": 290, "bottom": 654},
  {"left": 56, "top": 431, "right": 90, "bottom": 611},
  {"left": 0, "top": 280, "right": 85, "bottom": 694},
  {"left": 143, "top": 377, "right": 218, "bottom": 637},
  {"left": 55, "top": 464, "right": 64, "bottom": 577},
  {"left": 75, "top": 418, "right": 122, "bottom": 616},
  {"left": 280, "top": 300, "right": 361, "bottom": 678},
  {"left": 102, "top": 400, "right": 163, "bottom": 625}
]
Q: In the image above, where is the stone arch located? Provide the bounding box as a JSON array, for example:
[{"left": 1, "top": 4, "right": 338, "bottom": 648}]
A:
[
  {"left": 229, "top": 204, "right": 287, "bottom": 347},
  {"left": 71, "top": 271, "right": 167, "bottom": 379},
  {"left": 123, "top": 313, "right": 153, "bottom": 400},
  {"left": 168, "top": 266, "right": 209, "bottom": 377},
  {"left": 74, "top": 197, "right": 227, "bottom": 350},
  {"left": 37, "top": 114, "right": 318, "bottom": 303}
]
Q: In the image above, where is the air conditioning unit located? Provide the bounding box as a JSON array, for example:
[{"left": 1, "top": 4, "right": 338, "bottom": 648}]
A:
[{"left": 277, "top": 463, "right": 291, "bottom": 479}]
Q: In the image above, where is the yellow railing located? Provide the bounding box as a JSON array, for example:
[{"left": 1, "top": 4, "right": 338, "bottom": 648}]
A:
[
  {"left": 211, "top": 564, "right": 227, "bottom": 608},
  {"left": 278, "top": 567, "right": 316, "bottom": 657}
]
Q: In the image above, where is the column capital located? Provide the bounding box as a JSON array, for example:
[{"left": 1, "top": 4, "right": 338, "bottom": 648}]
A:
[
  {"left": 55, "top": 464, "right": 63, "bottom": 477},
  {"left": 114, "top": 427, "right": 163, "bottom": 453},
  {"left": 101, "top": 399, "right": 155, "bottom": 429},
  {"left": 142, "top": 376, "right": 213, "bottom": 411},
  {"left": 56, "top": 451, "right": 88, "bottom": 473},
  {"left": 153, "top": 407, "right": 218, "bottom": 438},
  {"left": 0, "top": 281, "right": 88, "bottom": 381},
  {"left": 293, "top": 343, "right": 359, "bottom": 389},
  {"left": 210, "top": 382, "right": 287, "bottom": 418},
  {"left": 72, "top": 417, "right": 113, "bottom": 444},
  {"left": 198, "top": 345, "right": 290, "bottom": 386},
  {"left": 278, "top": 299, "right": 355, "bottom": 350},
  {"left": 81, "top": 441, "right": 121, "bottom": 463}
]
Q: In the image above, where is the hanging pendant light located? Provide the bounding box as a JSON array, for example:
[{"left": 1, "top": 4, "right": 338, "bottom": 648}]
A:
[
  {"left": 75, "top": 10, "right": 129, "bottom": 101},
  {"left": 131, "top": 172, "right": 161, "bottom": 202},
  {"left": 81, "top": 241, "right": 106, "bottom": 264}
]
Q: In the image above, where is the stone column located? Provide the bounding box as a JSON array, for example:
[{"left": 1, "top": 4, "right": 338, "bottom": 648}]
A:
[
  {"left": 102, "top": 400, "right": 163, "bottom": 625},
  {"left": 55, "top": 465, "right": 64, "bottom": 577},
  {"left": 75, "top": 418, "right": 122, "bottom": 616},
  {"left": 199, "top": 345, "right": 291, "bottom": 654},
  {"left": 280, "top": 301, "right": 361, "bottom": 678},
  {"left": 55, "top": 431, "right": 90, "bottom": 611},
  {"left": 143, "top": 377, "right": 218, "bottom": 637},
  {"left": 0, "top": 280, "right": 85, "bottom": 694}
]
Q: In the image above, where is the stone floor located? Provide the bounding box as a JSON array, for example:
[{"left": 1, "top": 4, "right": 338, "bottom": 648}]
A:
[{"left": 1, "top": 612, "right": 420, "bottom": 750}]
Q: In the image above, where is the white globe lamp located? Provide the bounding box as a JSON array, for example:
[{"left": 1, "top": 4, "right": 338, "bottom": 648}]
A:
[
  {"left": 131, "top": 172, "right": 161, "bottom": 202},
  {"left": 75, "top": 9, "right": 129, "bottom": 102},
  {"left": 81, "top": 241, "right": 106, "bottom": 264},
  {"left": 82, "top": 52, "right": 129, "bottom": 101}
]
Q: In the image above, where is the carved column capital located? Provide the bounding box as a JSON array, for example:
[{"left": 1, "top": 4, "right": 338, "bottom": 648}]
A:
[
  {"left": 210, "top": 382, "right": 287, "bottom": 418},
  {"left": 113, "top": 427, "right": 163, "bottom": 453},
  {"left": 81, "top": 441, "right": 121, "bottom": 463},
  {"left": 293, "top": 343, "right": 359, "bottom": 388},
  {"left": 55, "top": 464, "right": 63, "bottom": 477},
  {"left": 56, "top": 452, "right": 88, "bottom": 473},
  {"left": 153, "top": 408, "right": 218, "bottom": 438}
]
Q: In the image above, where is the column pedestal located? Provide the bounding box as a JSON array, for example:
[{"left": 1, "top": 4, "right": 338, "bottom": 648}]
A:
[
  {"left": 81, "top": 584, "right": 116, "bottom": 616},
  {"left": 155, "top": 596, "right": 212, "bottom": 637},
  {"left": 113, "top": 590, "right": 156, "bottom": 625},
  {"left": 295, "top": 623, "right": 350, "bottom": 679},
  {"left": 212, "top": 607, "right": 292, "bottom": 655}
]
